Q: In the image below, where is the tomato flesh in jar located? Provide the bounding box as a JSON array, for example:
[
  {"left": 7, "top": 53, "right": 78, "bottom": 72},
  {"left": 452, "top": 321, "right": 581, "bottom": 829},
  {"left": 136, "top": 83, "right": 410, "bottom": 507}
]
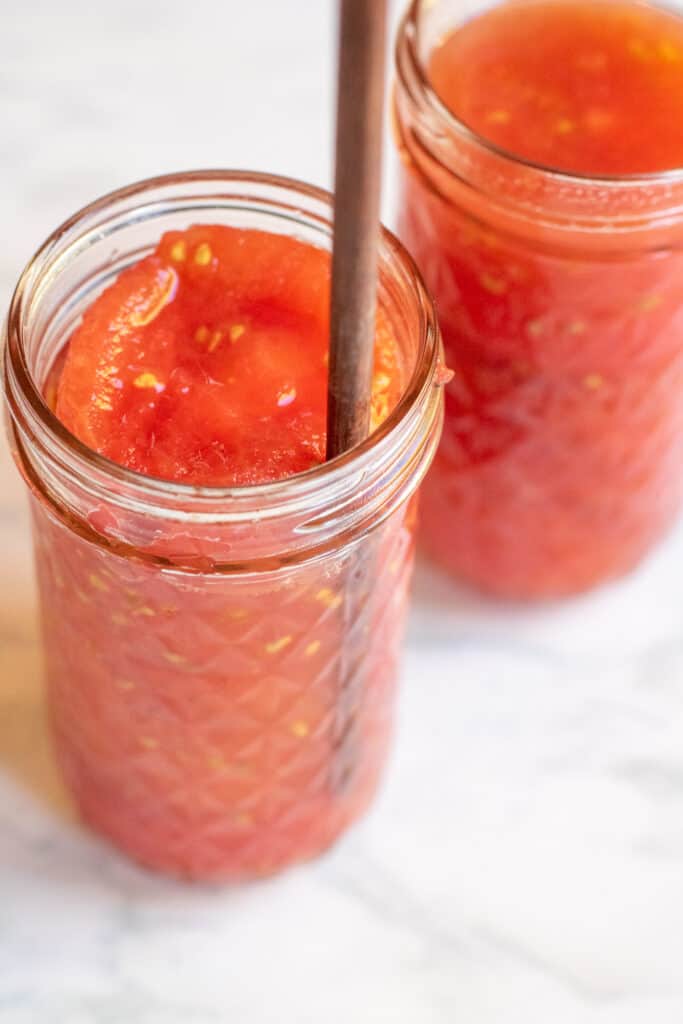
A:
[
  {"left": 44, "top": 225, "right": 410, "bottom": 880},
  {"left": 397, "top": 0, "right": 683, "bottom": 597},
  {"left": 56, "top": 224, "right": 401, "bottom": 486},
  {"left": 429, "top": 0, "right": 683, "bottom": 175}
]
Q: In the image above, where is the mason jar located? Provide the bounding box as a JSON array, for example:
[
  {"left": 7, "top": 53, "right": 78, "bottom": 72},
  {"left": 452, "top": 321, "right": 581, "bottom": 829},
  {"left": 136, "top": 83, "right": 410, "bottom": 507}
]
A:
[
  {"left": 394, "top": 0, "right": 683, "bottom": 599},
  {"left": 3, "top": 171, "right": 444, "bottom": 880}
]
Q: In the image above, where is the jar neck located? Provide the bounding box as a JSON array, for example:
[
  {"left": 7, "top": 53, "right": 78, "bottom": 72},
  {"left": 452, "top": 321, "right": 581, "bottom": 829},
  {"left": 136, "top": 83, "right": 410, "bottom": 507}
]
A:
[
  {"left": 394, "top": 1, "right": 683, "bottom": 253},
  {"left": 3, "top": 171, "right": 443, "bottom": 572}
]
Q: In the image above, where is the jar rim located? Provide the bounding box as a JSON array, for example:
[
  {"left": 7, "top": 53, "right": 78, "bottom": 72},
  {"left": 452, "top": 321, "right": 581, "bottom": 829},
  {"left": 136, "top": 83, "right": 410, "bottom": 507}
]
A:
[
  {"left": 398, "top": 0, "right": 683, "bottom": 188},
  {"left": 4, "top": 169, "right": 441, "bottom": 520}
]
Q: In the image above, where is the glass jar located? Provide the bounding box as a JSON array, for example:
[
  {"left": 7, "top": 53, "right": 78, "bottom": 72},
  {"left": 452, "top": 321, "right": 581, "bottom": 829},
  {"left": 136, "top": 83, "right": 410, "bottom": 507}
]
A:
[
  {"left": 394, "top": 0, "right": 683, "bottom": 599},
  {"left": 3, "top": 171, "right": 443, "bottom": 881}
]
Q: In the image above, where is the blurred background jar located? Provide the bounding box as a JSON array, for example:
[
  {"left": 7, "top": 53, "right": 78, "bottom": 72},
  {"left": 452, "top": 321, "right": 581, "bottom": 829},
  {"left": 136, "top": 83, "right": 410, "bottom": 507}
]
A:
[{"left": 393, "top": 0, "right": 683, "bottom": 599}]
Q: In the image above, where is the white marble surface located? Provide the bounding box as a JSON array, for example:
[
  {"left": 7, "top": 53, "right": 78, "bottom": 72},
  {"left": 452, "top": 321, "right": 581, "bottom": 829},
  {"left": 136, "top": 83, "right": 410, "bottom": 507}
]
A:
[{"left": 2, "top": 2, "right": 683, "bottom": 1021}]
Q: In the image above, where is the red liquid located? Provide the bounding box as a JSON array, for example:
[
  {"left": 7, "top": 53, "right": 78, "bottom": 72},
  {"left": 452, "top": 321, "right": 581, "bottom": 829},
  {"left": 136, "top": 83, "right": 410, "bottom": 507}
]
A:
[
  {"left": 40, "top": 225, "right": 412, "bottom": 880},
  {"left": 397, "top": 1, "right": 683, "bottom": 598}
]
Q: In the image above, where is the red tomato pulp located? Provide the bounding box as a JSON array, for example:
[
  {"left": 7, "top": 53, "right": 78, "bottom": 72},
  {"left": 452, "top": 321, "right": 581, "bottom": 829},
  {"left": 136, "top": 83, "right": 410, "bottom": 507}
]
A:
[
  {"left": 429, "top": 0, "right": 683, "bottom": 176},
  {"left": 40, "top": 225, "right": 413, "bottom": 880},
  {"left": 57, "top": 225, "right": 401, "bottom": 486}
]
